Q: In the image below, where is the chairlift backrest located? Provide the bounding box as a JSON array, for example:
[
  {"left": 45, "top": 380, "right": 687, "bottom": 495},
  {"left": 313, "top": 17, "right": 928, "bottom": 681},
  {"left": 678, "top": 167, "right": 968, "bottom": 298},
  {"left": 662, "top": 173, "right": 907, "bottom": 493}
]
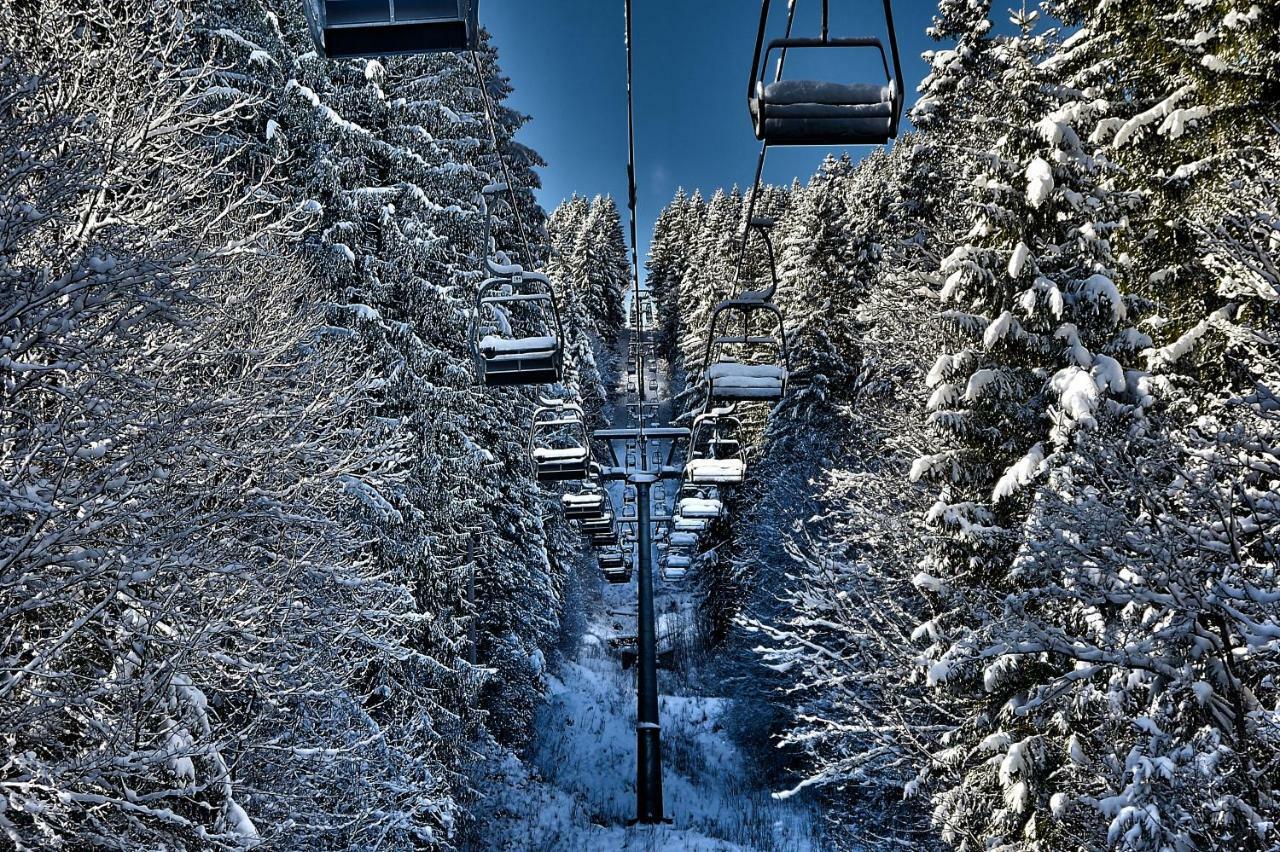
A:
[{"left": 303, "top": 0, "right": 479, "bottom": 58}]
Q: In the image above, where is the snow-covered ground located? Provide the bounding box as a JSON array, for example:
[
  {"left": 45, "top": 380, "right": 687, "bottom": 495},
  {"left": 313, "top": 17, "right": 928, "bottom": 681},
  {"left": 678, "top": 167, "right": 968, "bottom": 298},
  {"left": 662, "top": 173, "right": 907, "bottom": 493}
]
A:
[{"left": 464, "top": 303, "right": 823, "bottom": 851}]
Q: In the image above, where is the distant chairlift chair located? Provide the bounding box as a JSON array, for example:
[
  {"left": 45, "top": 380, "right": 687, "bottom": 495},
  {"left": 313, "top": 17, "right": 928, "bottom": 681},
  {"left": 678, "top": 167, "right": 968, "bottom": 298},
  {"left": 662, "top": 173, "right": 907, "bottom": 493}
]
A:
[
  {"left": 662, "top": 547, "right": 693, "bottom": 580},
  {"left": 598, "top": 546, "right": 626, "bottom": 573},
  {"left": 747, "top": 0, "right": 904, "bottom": 147},
  {"left": 530, "top": 399, "right": 591, "bottom": 482},
  {"left": 562, "top": 489, "right": 607, "bottom": 522},
  {"left": 704, "top": 219, "right": 789, "bottom": 406},
  {"left": 683, "top": 407, "right": 747, "bottom": 487},
  {"left": 303, "top": 0, "right": 480, "bottom": 58},
  {"left": 469, "top": 185, "right": 565, "bottom": 387}
]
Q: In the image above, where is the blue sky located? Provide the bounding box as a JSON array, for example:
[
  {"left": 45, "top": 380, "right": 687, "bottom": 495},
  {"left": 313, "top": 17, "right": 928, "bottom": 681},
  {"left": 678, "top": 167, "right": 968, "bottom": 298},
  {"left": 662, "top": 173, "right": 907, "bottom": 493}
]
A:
[{"left": 483, "top": 0, "right": 945, "bottom": 261}]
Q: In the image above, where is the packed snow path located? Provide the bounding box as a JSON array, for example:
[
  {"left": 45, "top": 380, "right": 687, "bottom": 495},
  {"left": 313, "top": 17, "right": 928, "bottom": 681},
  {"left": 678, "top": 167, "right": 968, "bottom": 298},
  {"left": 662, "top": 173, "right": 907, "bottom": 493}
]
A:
[{"left": 465, "top": 304, "right": 823, "bottom": 851}]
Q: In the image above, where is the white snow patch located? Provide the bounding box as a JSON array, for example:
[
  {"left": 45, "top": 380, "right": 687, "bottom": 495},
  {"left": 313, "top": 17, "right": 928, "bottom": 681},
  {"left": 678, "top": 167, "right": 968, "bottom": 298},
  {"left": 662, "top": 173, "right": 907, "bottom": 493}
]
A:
[{"left": 1025, "top": 157, "right": 1054, "bottom": 208}]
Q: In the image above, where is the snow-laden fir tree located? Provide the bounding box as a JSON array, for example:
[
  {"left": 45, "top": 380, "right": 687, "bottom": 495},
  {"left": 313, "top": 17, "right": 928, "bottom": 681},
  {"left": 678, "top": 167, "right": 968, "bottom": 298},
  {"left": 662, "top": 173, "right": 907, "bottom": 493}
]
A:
[{"left": 0, "top": 3, "right": 454, "bottom": 846}]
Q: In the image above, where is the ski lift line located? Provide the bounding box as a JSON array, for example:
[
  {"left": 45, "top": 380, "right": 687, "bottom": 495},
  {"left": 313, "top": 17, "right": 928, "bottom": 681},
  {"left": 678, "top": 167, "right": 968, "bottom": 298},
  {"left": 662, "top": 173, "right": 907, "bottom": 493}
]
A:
[
  {"left": 469, "top": 49, "right": 536, "bottom": 266},
  {"left": 623, "top": 0, "right": 647, "bottom": 449}
]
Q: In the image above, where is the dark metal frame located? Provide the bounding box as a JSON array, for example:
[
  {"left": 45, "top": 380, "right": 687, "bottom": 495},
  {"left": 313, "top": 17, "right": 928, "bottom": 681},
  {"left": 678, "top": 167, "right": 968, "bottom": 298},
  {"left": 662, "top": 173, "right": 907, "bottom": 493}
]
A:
[
  {"left": 303, "top": 0, "right": 480, "bottom": 59},
  {"left": 529, "top": 400, "right": 591, "bottom": 482},
  {"left": 469, "top": 187, "right": 565, "bottom": 387},
  {"left": 746, "top": 0, "right": 905, "bottom": 145}
]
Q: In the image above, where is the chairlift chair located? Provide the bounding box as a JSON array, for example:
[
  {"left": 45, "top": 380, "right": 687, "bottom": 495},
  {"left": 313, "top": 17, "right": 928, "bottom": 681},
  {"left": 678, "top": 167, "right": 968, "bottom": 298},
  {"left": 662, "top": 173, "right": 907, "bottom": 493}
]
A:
[
  {"left": 673, "top": 513, "right": 709, "bottom": 533},
  {"left": 580, "top": 512, "right": 615, "bottom": 535},
  {"left": 678, "top": 496, "right": 723, "bottom": 520},
  {"left": 669, "top": 531, "right": 700, "bottom": 549},
  {"left": 303, "top": 0, "right": 479, "bottom": 58},
  {"left": 469, "top": 185, "right": 565, "bottom": 386},
  {"left": 562, "top": 490, "right": 607, "bottom": 521},
  {"left": 604, "top": 563, "right": 633, "bottom": 584},
  {"left": 588, "top": 528, "right": 617, "bottom": 548},
  {"left": 684, "top": 408, "right": 747, "bottom": 486},
  {"left": 662, "top": 552, "right": 692, "bottom": 580},
  {"left": 704, "top": 220, "right": 790, "bottom": 405},
  {"left": 747, "top": 0, "right": 904, "bottom": 147},
  {"left": 530, "top": 399, "right": 591, "bottom": 482},
  {"left": 598, "top": 547, "right": 626, "bottom": 572}
]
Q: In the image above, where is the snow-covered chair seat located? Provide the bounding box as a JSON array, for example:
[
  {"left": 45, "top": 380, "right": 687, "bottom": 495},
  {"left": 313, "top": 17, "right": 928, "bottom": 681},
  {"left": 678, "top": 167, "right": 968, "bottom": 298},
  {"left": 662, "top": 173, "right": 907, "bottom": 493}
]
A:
[
  {"left": 678, "top": 497, "right": 722, "bottom": 519},
  {"left": 706, "top": 361, "right": 786, "bottom": 400},
  {"left": 663, "top": 554, "right": 691, "bottom": 573},
  {"left": 673, "top": 515, "right": 708, "bottom": 533},
  {"left": 669, "top": 531, "right": 700, "bottom": 548},
  {"left": 752, "top": 79, "right": 896, "bottom": 146},
  {"left": 479, "top": 334, "right": 558, "bottom": 359},
  {"left": 579, "top": 511, "right": 615, "bottom": 531},
  {"left": 532, "top": 445, "right": 589, "bottom": 481},
  {"left": 684, "top": 458, "right": 746, "bottom": 485},
  {"left": 562, "top": 492, "right": 605, "bottom": 520},
  {"left": 604, "top": 566, "right": 632, "bottom": 584},
  {"left": 477, "top": 334, "right": 560, "bottom": 386},
  {"left": 532, "top": 446, "right": 588, "bottom": 462}
]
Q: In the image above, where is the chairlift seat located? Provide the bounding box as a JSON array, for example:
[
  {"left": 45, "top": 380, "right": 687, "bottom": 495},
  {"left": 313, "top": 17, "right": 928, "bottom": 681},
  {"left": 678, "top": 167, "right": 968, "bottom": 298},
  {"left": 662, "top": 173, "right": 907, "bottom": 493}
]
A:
[
  {"left": 472, "top": 273, "right": 565, "bottom": 387},
  {"left": 477, "top": 335, "right": 560, "bottom": 386},
  {"left": 673, "top": 515, "right": 708, "bottom": 533},
  {"left": 532, "top": 447, "right": 589, "bottom": 482},
  {"left": 679, "top": 497, "right": 723, "bottom": 519},
  {"left": 304, "top": 0, "right": 479, "bottom": 58},
  {"left": 580, "top": 513, "right": 615, "bottom": 534},
  {"left": 685, "top": 458, "right": 746, "bottom": 485},
  {"left": 670, "top": 531, "right": 700, "bottom": 548},
  {"left": 604, "top": 567, "right": 633, "bottom": 584},
  {"left": 706, "top": 362, "right": 787, "bottom": 400},
  {"left": 589, "top": 530, "right": 617, "bottom": 547},
  {"left": 752, "top": 78, "right": 896, "bottom": 145},
  {"left": 562, "top": 492, "right": 606, "bottom": 521},
  {"left": 660, "top": 557, "right": 691, "bottom": 578}
]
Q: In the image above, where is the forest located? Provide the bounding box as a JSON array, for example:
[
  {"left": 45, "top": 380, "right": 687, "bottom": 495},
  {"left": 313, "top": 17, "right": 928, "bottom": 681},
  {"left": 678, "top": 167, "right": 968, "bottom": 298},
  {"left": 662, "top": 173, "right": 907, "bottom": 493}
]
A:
[{"left": 1, "top": 0, "right": 1277, "bottom": 850}]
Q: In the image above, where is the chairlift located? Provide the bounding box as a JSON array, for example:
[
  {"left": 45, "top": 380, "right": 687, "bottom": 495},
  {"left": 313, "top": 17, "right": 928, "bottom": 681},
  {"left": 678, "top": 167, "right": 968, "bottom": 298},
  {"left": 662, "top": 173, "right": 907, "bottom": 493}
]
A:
[
  {"left": 588, "top": 528, "right": 617, "bottom": 548},
  {"left": 580, "top": 511, "right": 616, "bottom": 535},
  {"left": 598, "top": 547, "right": 626, "bottom": 572},
  {"left": 530, "top": 399, "right": 591, "bottom": 482},
  {"left": 562, "top": 490, "right": 606, "bottom": 521},
  {"left": 470, "top": 186, "right": 565, "bottom": 386},
  {"left": 661, "top": 552, "right": 691, "bottom": 580},
  {"left": 684, "top": 407, "right": 747, "bottom": 486},
  {"left": 669, "top": 531, "right": 700, "bottom": 549},
  {"left": 704, "top": 219, "right": 789, "bottom": 405},
  {"left": 678, "top": 497, "right": 723, "bottom": 520},
  {"left": 303, "top": 0, "right": 480, "bottom": 58},
  {"left": 604, "top": 564, "right": 633, "bottom": 585},
  {"left": 673, "top": 514, "right": 708, "bottom": 533},
  {"left": 747, "top": 0, "right": 904, "bottom": 147}
]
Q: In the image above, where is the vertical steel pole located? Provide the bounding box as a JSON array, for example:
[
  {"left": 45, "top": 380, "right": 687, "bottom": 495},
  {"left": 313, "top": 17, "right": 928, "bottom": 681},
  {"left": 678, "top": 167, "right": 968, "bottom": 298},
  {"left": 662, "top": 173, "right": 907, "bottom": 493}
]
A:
[{"left": 632, "top": 472, "right": 662, "bottom": 823}]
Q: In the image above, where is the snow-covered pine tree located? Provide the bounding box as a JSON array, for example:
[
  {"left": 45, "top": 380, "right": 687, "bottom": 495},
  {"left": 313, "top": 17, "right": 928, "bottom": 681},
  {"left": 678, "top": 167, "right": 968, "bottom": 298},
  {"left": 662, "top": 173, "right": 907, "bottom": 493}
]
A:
[
  {"left": 1, "top": 2, "right": 456, "bottom": 845},
  {"left": 202, "top": 0, "right": 593, "bottom": 756},
  {"left": 545, "top": 195, "right": 609, "bottom": 427},
  {"left": 917, "top": 2, "right": 1280, "bottom": 847}
]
